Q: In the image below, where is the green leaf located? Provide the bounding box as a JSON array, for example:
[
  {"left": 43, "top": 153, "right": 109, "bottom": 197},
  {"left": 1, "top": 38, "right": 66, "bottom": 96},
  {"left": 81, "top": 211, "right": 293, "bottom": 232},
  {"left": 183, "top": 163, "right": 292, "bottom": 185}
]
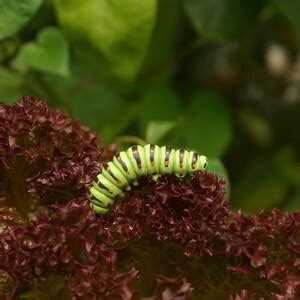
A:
[
  {"left": 272, "top": 148, "right": 300, "bottom": 186},
  {"left": 237, "top": 109, "right": 272, "bottom": 147},
  {"left": 69, "top": 85, "right": 124, "bottom": 132},
  {"left": 0, "top": 68, "right": 22, "bottom": 103},
  {"left": 207, "top": 158, "right": 230, "bottom": 194},
  {"left": 0, "top": 0, "right": 43, "bottom": 40},
  {"left": 184, "top": 0, "right": 264, "bottom": 40},
  {"left": 231, "top": 148, "right": 299, "bottom": 213},
  {"left": 0, "top": 38, "right": 19, "bottom": 63},
  {"left": 231, "top": 149, "right": 298, "bottom": 213},
  {"left": 19, "top": 275, "right": 72, "bottom": 300},
  {"left": 283, "top": 189, "right": 300, "bottom": 212},
  {"left": 12, "top": 27, "right": 69, "bottom": 77},
  {"left": 145, "top": 120, "right": 178, "bottom": 144},
  {"left": 138, "top": 86, "right": 182, "bottom": 135},
  {"left": 54, "top": 0, "right": 157, "bottom": 81},
  {"left": 232, "top": 164, "right": 283, "bottom": 213},
  {"left": 270, "top": 1, "right": 300, "bottom": 33},
  {"left": 143, "top": 0, "right": 182, "bottom": 70},
  {"left": 172, "top": 90, "right": 232, "bottom": 158},
  {"left": 26, "top": 60, "right": 99, "bottom": 108},
  {"left": 0, "top": 270, "right": 14, "bottom": 297},
  {"left": 100, "top": 102, "right": 140, "bottom": 144}
]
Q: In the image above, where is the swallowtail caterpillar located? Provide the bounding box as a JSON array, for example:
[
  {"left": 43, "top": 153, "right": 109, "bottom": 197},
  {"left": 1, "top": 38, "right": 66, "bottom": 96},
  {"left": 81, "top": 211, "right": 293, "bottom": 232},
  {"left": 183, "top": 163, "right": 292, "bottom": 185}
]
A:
[{"left": 89, "top": 145, "right": 208, "bottom": 214}]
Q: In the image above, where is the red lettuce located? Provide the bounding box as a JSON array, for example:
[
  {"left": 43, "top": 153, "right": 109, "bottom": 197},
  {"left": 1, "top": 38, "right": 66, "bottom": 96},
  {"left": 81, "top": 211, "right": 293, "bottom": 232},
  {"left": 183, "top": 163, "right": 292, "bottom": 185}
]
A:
[{"left": 0, "top": 97, "right": 299, "bottom": 299}]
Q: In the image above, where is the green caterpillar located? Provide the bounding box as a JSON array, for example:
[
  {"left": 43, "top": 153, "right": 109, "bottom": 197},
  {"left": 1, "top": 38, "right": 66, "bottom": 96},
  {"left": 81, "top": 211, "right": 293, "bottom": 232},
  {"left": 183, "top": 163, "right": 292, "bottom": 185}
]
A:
[{"left": 89, "top": 145, "right": 208, "bottom": 214}]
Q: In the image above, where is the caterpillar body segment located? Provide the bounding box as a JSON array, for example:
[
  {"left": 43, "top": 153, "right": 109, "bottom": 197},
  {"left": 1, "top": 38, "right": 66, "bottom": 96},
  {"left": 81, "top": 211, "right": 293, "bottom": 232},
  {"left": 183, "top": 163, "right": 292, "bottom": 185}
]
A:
[
  {"left": 89, "top": 144, "right": 208, "bottom": 214},
  {"left": 90, "top": 186, "right": 114, "bottom": 207},
  {"left": 94, "top": 174, "right": 124, "bottom": 198},
  {"left": 127, "top": 145, "right": 148, "bottom": 177},
  {"left": 90, "top": 202, "right": 109, "bottom": 214},
  {"left": 159, "top": 146, "right": 175, "bottom": 175},
  {"left": 144, "top": 144, "right": 160, "bottom": 176},
  {"left": 187, "top": 151, "right": 198, "bottom": 173},
  {"left": 113, "top": 151, "right": 137, "bottom": 182},
  {"left": 174, "top": 149, "right": 189, "bottom": 177},
  {"left": 101, "top": 161, "right": 130, "bottom": 190},
  {"left": 198, "top": 155, "right": 208, "bottom": 171},
  {"left": 90, "top": 196, "right": 111, "bottom": 209}
]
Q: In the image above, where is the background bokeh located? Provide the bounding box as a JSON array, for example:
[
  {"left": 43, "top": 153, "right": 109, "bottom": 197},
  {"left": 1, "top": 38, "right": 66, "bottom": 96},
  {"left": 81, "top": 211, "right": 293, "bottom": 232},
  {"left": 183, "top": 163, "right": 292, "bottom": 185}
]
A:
[{"left": 0, "top": 0, "right": 299, "bottom": 213}]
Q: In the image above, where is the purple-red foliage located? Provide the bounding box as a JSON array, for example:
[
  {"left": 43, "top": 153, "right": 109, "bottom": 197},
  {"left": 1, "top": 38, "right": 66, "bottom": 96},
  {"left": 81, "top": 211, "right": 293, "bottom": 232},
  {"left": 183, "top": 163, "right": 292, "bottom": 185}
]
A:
[
  {"left": 226, "top": 210, "right": 300, "bottom": 299},
  {"left": 0, "top": 96, "right": 104, "bottom": 218},
  {"left": 0, "top": 198, "right": 139, "bottom": 299},
  {"left": 0, "top": 98, "right": 299, "bottom": 299}
]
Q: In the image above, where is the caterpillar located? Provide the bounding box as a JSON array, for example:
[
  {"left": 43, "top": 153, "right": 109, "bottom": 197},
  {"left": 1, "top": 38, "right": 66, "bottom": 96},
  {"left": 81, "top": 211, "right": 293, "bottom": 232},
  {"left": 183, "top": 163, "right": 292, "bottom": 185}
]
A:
[{"left": 89, "top": 145, "right": 208, "bottom": 214}]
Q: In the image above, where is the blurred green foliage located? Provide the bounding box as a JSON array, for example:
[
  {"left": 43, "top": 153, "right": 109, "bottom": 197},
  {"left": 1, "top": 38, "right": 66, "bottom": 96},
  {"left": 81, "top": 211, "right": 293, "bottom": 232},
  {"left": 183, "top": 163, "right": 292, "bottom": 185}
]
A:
[
  {"left": 0, "top": 0, "right": 43, "bottom": 40},
  {"left": 184, "top": 0, "right": 264, "bottom": 40},
  {"left": 12, "top": 27, "right": 69, "bottom": 76},
  {"left": 0, "top": 0, "right": 299, "bottom": 213},
  {"left": 54, "top": 0, "right": 157, "bottom": 81}
]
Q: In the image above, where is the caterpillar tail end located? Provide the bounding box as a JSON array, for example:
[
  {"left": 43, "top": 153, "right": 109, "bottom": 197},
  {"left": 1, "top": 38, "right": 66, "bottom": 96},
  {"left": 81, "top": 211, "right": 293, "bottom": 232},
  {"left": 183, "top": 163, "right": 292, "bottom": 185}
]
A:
[
  {"left": 90, "top": 203, "right": 109, "bottom": 215},
  {"left": 175, "top": 173, "right": 185, "bottom": 178}
]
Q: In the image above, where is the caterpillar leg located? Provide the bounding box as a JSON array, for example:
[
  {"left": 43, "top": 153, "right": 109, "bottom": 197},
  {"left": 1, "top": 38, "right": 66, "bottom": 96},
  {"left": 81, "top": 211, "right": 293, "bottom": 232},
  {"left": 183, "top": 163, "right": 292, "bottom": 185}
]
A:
[
  {"left": 151, "top": 174, "right": 159, "bottom": 181},
  {"left": 175, "top": 173, "right": 186, "bottom": 178}
]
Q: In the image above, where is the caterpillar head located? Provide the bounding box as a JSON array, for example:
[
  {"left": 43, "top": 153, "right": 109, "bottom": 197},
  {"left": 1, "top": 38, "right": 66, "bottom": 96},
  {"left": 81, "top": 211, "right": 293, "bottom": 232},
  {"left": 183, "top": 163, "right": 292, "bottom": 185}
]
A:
[{"left": 197, "top": 155, "right": 208, "bottom": 172}]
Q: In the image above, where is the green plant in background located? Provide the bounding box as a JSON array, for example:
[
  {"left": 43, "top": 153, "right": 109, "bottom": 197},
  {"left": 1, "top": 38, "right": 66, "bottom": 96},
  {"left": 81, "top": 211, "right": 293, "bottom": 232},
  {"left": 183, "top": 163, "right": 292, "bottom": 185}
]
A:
[
  {"left": 12, "top": 26, "right": 69, "bottom": 76},
  {"left": 0, "top": 0, "right": 299, "bottom": 212},
  {"left": 0, "top": 0, "right": 43, "bottom": 40},
  {"left": 54, "top": 0, "right": 157, "bottom": 81}
]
